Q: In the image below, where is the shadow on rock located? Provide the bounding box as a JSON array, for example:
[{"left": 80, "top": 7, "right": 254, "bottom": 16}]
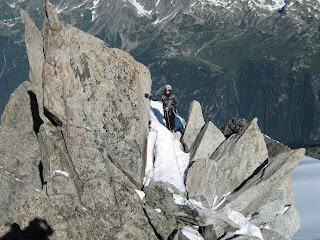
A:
[{"left": 1, "top": 218, "right": 53, "bottom": 240}]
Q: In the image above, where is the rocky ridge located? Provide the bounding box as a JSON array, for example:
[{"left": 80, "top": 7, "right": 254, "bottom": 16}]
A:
[{"left": 0, "top": 1, "right": 305, "bottom": 239}]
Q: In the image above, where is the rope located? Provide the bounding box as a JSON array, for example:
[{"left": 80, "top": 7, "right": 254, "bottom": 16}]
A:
[
  {"left": 166, "top": 112, "right": 203, "bottom": 238},
  {"left": 155, "top": 107, "right": 203, "bottom": 237},
  {"left": 170, "top": 131, "right": 184, "bottom": 183},
  {"left": 165, "top": 108, "right": 184, "bottom": 180}
]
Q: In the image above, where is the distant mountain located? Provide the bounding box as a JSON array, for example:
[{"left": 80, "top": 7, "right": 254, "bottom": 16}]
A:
[{"left": 1, "top": 0, "right": 320, "bottom": 143}]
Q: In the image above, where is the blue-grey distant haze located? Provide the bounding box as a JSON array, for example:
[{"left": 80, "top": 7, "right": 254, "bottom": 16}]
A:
[{"left": 292, "top": 156, "right": 320, "bottom": 239}]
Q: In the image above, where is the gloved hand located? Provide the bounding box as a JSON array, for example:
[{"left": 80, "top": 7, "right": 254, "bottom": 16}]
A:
[
  {"left": 165, "top": 107, "right": 169, "bottom": 111},
  {"left": 144, "top": 93, "right": 150, "bottom": 99}
]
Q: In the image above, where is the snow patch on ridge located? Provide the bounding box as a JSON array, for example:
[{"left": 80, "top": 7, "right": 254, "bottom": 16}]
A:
[
  {"left": 201, "top": 0, "right": 232, "bottom": 8},
  {"left": 90, "top": 0, "right": 100, "bottom": 22},
  {"left": 134, "top": 189, "right": 145, "bottom": 200},
  {"left": 8, "top": 3, "right": 16, "bottom": 8},
  {"left": 90, "top": 0, "right": 101, "bottom": 21},
  {"left": 14, "top": 178, "right": 23, "bottom": 182},
  {"left": 52, "top": 170, "right": 69, "bottom": 177},
  {"left": 144, "top": 101, "right": 189, "bottom": 192},
  {"left": 127, "top": 0, "right": 152, "bottom": 16},
  {"left": 153, "top": 3, "right": 183, "bottom": 24},
  {"left": 92, "top": 0, "right": 100, "bottom": 8},
  {"left": 228, "top": 210, "right": 264, "bottom": 239},
  {"left": 56, "top": 2, "right": 88, "bottom": 14},
  {"left": 0, "top": 18, "right": 21, "bottom": 28},
  {"left": 248, "top": 0, "right": 286, "bottom": 12}
]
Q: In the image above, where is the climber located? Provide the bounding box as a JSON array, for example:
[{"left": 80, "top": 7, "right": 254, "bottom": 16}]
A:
[{"left": 145, "top": 84, "right": 178, "bottom": 132}]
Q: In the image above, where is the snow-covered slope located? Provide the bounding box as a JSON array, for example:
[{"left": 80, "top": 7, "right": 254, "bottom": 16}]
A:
[{"left": 144, "top": 100, "right": 189, "bottom": 192}]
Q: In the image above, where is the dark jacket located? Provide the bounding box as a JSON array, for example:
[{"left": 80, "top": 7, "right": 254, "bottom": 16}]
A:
[{"left": 151, "top": 92, "right": 178, "bottom": 111}]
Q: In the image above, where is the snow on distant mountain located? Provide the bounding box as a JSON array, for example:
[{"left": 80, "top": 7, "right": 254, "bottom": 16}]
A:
[
  {"left": 4, "top": 0, "right": 315, "bottom": 30},
  {"left": 122, "top": 0, "right": 318, "bottom": 15},
  {"left": 126, "top": 0, "right": 152, "bottom": 17},
  {"left": 118, "top": 0, "right": 320, "bottom": 25},
  {"left": 192, "top": 0, "right": 286, "bottom": 11},
  {"left": 247, "top": 0, "right": 286, "bottom": 11}
]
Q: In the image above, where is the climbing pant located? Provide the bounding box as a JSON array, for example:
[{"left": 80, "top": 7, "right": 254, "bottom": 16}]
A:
[{"left": 164, "top": 109, "right": 175, "bottom": 131}]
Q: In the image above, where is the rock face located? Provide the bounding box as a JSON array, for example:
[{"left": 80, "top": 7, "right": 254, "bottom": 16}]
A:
[
  {"left": 1, "top": 0, "right": 152, "bottom": 238},
  {"left": 189, "top": 121, "right": 226, "bottom": 162},
  {"left": 41, "top": 0, "right": 151, "bottom": 186},
  {"left": 182, "top": 100, "right": 205, "bottom": 152},
  {"left": 0, "top": 81, "right": 42, "bottom": 226},
  {"left": 186, "top": 118, "right": 268, "bottom": 207},
  {"left": 21, "top": 9, "right": 45, "bottom": 122},
  {"left": 216, "top": 147, "right": 304, "bottom": 240},
  {"left": 221, "top": 118, "right": 248, "bottom": 138},
  {"left": 0, "top": 1, "right": 305, "bottom": 239}
]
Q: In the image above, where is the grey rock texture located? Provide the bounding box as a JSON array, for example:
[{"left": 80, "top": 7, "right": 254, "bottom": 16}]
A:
[
  {"left": 251, "top": 190, "right": 285, "bottom": 224},
  {"left": 220, "top": 148, "right": 305, "bottom": 215},
  {"left": 182, "top": 100, "right": 205, "bottom": 152},
  {"left": 18, "top": 177, "right": 157, "bottom": 239},
  {"left": 0, "top": 165, "right": 26, "bottom": 229},
  {"left": 264, "top": 135, "right": 291, "bottom": 158},
  {"left": 144, "top": 181, "right": 200, "bottom": 224},
  {"left": 143, "top": 205, "right": 176, "bottom": 239},
  {"left": 38, "top": 123, "right": 79, "bottom": 197},
  {"left": 0, "top": 81, "right": 42, "bottom": 192},
  {"left": 221, "top": 118, "right": 248, "bottom": 138},
  {"left": 185, "top": 158, "right": 217, "bottom": 207},
  {"left": 182, "top": 109, "right": 304, "bottom": 238},
  {"left": 1, "top": 1, "right": 154, "bottom": 239},
  {"left": 268, "top": 204, "right": 301, "bottom": 240},
  {"left": 41, "top": 0, "right": 151, "bottom": 187},
  {"left": 0, "top": 81, "right": 42, "bottom": 228},
  {"left": 226, "top": 236, "right": 260, "bottom": 240},
  {"left": 261, "top": 228, "right": 289, "bottom": 240},
  {"left": 190, "top": 121, "right": 226, "bottom": 162},
  {"left": 214, "top": 145, "right": 305, "bottom": 239},
  {"left": 21, "top": 9, "right": 45, "bottom": 122},
  {"left": 186, "top": 118, "right": 268, "bottom": 207},
  {"left": 210, "top": 118, "right": 268, "bottom": 199}
]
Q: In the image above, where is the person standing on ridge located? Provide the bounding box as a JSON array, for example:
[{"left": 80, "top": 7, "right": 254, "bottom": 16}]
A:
[{"left": 145, "top": 84, "right": 178, "bottom": 132}]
